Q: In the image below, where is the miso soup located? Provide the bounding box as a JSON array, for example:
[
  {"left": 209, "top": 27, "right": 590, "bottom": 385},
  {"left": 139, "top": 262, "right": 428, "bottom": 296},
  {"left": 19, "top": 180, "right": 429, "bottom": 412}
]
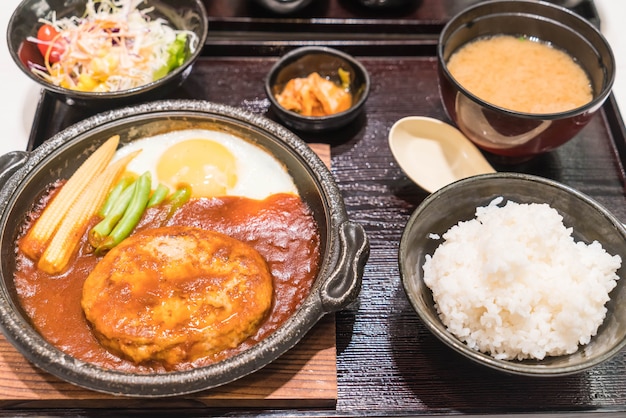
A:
[{"left": 447, "top": 35, "right": 592, "bottom": 114}]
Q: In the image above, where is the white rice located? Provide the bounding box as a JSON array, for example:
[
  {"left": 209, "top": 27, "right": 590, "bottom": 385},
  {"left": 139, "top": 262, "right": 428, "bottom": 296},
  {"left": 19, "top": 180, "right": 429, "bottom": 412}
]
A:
[{"left": 422, "top": 197, "right": 621, "bottom": 361}]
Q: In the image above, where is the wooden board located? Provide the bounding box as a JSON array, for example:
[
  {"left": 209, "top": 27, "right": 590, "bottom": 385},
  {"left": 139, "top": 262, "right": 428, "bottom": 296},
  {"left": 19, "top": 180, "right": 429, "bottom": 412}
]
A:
[
  {"left": 0, "top": 144, "right": 336, "bottom": 410},
  {"left": 0, "top": 314, "right": 336, "bottom": 409}
]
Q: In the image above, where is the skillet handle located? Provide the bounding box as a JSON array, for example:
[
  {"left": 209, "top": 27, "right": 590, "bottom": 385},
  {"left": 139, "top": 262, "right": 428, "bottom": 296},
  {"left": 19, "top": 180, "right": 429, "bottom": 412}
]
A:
[
  {"left": 0, "top": 151, "right": 28, "bottom": 189},
  {"left": 320, "top": 221, "right": 369, "bottom": 312}
]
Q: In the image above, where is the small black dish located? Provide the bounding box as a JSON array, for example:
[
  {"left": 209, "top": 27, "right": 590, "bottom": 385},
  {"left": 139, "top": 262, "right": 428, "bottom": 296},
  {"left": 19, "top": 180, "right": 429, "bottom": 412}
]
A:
[{"left": 265, "top": 46, "right": 370, "bottom": 132}]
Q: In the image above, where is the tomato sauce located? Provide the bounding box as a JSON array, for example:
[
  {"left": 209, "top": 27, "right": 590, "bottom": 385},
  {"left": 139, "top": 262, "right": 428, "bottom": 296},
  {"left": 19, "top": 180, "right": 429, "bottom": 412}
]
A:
[{"left": 13, "top": 192, "right": 321, "bottom": 373}]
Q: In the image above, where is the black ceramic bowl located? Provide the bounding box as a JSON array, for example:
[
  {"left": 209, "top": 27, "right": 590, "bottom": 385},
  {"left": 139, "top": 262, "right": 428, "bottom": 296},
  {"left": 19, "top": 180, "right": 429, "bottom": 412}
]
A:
[
  {"left": 399, "top": 173, "right": 626, "bottom": 376},
  {"left": 0, "top": 100, "right": 369, "bottom": 397},
  {"left": 265, "top": 46, "right": 370, "bottom": 132},
  {"left": 7, "top": 0, "right": 208, "bottom": 108},
  {"left": 252, "top": 0, "right": 314, "bottom": 14},
  {"left": 437, "top": 0, "right": 615, "bottom": 161}
]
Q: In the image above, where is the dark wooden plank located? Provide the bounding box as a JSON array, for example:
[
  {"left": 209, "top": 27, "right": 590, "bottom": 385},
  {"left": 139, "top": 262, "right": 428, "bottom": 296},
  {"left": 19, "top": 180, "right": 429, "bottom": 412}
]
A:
[
  {"left": 20, "top": 52, "right": 626, "bottom": 416},
  {"left": 325, "top": 56, "right": 626, "bottom": 415}
]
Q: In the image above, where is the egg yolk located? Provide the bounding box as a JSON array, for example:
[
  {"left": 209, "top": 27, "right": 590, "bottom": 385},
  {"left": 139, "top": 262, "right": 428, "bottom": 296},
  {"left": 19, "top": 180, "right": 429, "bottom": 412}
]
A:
[{"left": 156, "top": 139, "right": 237, "bottom": 197}]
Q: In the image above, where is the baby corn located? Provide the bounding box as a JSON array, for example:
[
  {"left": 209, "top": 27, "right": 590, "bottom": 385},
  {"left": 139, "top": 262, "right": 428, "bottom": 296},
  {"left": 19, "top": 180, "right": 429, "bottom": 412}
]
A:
[
  {"left": 37, "top": 151, "right": 138, "bottom": 275},
  {"left": 20, "top": 135, "right": 120, "bottom": 260}
]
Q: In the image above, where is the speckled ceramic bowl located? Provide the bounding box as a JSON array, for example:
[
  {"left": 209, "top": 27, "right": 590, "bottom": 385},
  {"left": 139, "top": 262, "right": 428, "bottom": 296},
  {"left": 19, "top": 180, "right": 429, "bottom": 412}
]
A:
[
  {"left": 0, "top": 100, "right": 369, "bottom": 397},
  {"left": 400, "top": 173, "right": 626, "bottom": 376}
]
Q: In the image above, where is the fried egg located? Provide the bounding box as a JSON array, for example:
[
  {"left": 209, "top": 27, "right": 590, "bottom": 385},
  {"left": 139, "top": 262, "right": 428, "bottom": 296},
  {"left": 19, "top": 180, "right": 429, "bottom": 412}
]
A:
[{"left": 113, "top": 129, "right": 298, "bottom": 199}]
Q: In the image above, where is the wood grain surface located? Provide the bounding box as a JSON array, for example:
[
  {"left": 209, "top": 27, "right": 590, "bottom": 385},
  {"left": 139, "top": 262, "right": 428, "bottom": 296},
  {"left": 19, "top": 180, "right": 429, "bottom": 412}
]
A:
[
  {"left": 0, "top": 315, "right": 336, "bottom": 409},
  {"left": 20, "top": 52, "right": 626, "bottom": 417}
]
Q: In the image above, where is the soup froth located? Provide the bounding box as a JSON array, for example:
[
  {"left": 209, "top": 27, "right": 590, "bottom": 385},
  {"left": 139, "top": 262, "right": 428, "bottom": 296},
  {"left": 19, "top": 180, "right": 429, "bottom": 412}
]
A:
[{"left": 446, "top": 35, "right": 593, "bottom": 114}]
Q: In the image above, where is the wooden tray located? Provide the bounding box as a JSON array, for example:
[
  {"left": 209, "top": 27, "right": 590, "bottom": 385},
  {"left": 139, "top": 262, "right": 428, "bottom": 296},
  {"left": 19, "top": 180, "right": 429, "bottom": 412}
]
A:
[{"left": 12, "top": 0, "right": 626, "bottom": 416}]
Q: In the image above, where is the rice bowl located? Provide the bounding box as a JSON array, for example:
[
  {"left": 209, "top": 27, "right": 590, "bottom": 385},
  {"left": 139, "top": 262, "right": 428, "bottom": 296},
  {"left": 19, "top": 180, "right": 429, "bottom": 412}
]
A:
[
  {"left": 422, "top": 197, "right": 621, "bottom": 361},
  {"left": 399, "top": 173, "right": 626, "bottom": 376}
]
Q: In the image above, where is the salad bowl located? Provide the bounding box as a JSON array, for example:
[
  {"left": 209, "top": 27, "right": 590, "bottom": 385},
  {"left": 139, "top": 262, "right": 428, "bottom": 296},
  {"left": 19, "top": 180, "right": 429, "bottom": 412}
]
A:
[{"left": 7, "top": 0, "right": 208, "bottom": 108}]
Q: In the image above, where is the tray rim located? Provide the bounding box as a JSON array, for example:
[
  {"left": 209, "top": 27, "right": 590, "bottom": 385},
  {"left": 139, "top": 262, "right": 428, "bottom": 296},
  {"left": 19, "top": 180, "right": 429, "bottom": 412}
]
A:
[{"left": 16, "top": 7, "right": 626, "bottom": 415}]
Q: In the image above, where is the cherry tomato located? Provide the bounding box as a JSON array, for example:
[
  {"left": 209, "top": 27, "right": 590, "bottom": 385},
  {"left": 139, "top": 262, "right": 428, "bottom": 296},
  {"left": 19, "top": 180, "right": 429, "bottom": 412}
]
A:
[{"left": 36, "top": 24, "right": 65, "bottom": 63}]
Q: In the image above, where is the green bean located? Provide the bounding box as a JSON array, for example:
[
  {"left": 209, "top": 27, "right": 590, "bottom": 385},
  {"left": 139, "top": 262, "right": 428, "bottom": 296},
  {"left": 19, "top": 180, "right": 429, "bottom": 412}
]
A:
[
  {"left": 95, "top": 171, "right": 151, "bottom": 255},
  {"left": 89, "top": 181, "right": 136, "bottom": 247},
  {"left": 165, "top": 184, "right": 192, "bottom": 222},
  {"left": 147, "top": 183, "right": 170, "bottom": 208},
  {"left": 98, "top": 175, "right": 134, "bottom": 218}
]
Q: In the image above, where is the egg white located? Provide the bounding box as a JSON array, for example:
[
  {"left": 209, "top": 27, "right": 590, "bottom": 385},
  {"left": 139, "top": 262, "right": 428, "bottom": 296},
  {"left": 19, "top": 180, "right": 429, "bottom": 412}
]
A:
[{"left": 113, "top": 128, "right": 298, "bottom": 200}]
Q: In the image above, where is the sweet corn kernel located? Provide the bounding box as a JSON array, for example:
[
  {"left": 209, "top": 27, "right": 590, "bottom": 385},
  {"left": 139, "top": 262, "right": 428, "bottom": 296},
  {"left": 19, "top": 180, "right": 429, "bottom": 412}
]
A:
[
  {"left": 90, "top": 54, "right": 119, "bottom": 80},
  {"left": 76, "top": 74, "right": 98, "bottom": 91},
  {"left": 92, "top": 83, "right": 109, "bottom": 93}
]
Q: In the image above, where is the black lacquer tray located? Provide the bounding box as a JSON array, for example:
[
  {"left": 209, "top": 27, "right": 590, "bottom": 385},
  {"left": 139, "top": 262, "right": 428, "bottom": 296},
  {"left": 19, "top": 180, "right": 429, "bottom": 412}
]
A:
[{"left": 14, "top": 0, "right": 626, "bottom": 416}]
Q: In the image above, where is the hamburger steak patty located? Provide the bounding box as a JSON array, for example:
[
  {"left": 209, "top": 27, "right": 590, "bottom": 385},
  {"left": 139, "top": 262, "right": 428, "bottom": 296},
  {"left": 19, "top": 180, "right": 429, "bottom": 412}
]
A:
[{"left": 81, "top": 226, "right": 273, "bottom": 368}]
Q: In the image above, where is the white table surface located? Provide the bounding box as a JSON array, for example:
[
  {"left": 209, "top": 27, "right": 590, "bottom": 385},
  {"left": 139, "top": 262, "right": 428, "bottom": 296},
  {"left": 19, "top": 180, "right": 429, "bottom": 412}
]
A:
[{"left": 0, "top": 0, "right": 624, "bottom": 157}]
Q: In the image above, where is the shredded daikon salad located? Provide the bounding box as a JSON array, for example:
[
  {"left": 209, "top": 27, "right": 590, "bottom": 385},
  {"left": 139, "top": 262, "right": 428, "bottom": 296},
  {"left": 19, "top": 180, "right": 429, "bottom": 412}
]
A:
[{"left": 28, "top": 0, "right": 199, "bottom": 92}]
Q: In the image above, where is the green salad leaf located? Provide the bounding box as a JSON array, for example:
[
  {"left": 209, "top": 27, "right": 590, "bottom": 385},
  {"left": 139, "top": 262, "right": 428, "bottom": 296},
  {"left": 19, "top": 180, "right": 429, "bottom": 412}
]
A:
[{"left": 154, "top": 33, "right": 189, "bottom": 80}]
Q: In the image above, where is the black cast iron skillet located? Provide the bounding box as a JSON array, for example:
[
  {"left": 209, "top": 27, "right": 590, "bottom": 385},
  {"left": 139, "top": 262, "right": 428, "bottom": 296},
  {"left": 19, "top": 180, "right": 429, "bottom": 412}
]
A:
[{"left": 0, "top": 100, "right": 369, "bottom": 397}]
